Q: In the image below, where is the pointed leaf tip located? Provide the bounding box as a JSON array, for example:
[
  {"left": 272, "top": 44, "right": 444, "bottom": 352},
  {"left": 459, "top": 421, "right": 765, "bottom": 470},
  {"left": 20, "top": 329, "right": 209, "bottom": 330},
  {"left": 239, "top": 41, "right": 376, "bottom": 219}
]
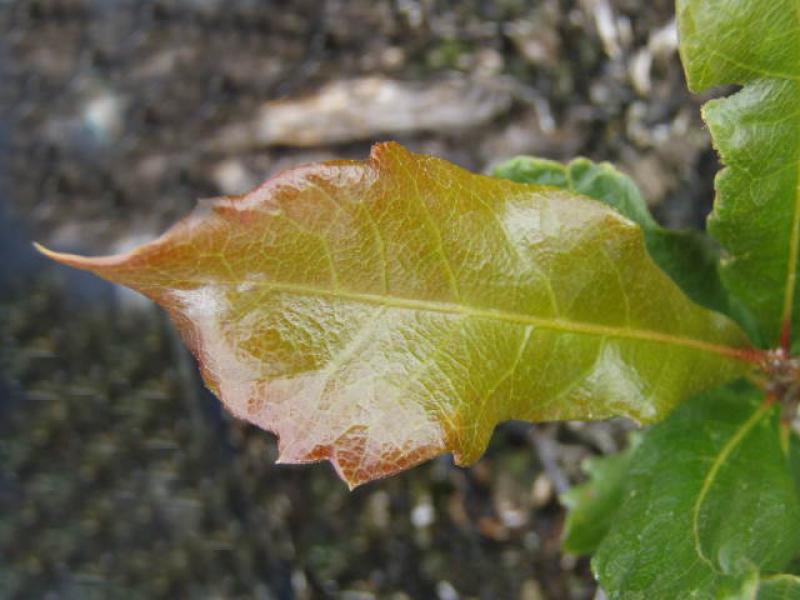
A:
[
  {"left": 32, "top": 241, "right": 135, "bottom": 280},
  {"left": 33, "top": 241, "right": 78, "bottom": 265},
  {"left": 39, "top": 143, "right": 751, "bottom": 486}
]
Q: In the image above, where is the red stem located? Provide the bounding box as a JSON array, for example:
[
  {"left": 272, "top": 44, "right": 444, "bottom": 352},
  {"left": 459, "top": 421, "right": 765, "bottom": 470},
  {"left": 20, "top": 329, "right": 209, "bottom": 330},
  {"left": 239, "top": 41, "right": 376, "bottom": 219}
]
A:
[
  {"left": 733, "top": 347, "right": 770, "bottom": 367},
  {"left": 780, "top": 319, "right": 792, "bottom": 356}
]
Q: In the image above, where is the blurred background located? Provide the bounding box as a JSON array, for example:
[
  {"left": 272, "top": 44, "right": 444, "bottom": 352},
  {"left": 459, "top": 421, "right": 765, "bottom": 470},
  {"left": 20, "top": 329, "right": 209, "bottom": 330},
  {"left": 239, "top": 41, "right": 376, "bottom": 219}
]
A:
[{"left": 0, "top": 1, "right": 720, "bottom": 598}]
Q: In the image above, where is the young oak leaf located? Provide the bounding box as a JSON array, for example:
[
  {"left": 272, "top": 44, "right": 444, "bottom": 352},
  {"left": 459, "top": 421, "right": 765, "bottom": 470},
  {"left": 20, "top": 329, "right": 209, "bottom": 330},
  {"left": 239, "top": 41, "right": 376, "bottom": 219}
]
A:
[
  {"left": 593, "top": 384, "right": 800, "bottom": 598},
  {"left": 38, "top": 142, "right": 754, "bottom": 488},
  {"left": 679, "top": 0, "right": 800, "bottom": 346}
]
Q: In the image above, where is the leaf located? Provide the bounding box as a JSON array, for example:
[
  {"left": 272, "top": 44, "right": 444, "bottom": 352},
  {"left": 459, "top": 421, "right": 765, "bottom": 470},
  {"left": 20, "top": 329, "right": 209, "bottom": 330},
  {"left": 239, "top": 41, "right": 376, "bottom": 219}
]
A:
[
  {"left": 727, "top": 571, "right": 800, "bottom": 600},
  {"left": 678, "top": 0, "right": 800, "bottom": 346},
  {"left": 492, "top": 156, "right": 755, "bottom": 331},
  {"left": 593, "top": 384, "right": 800, "bottom": 598},
  {"left": 560, "top": 435, "right": 638, "bottom": 555},
  {"left": 38, "top": 142, "right": 753, "bottom": 488},
  {"left": 758, "top": 574, "right": 800, "bottom": 600},
  {"left": 792, "top": 432, "right": 800, "bottom": 496},
  {"left": 492, "top": 157, "right": 657, "bottom": 230}
]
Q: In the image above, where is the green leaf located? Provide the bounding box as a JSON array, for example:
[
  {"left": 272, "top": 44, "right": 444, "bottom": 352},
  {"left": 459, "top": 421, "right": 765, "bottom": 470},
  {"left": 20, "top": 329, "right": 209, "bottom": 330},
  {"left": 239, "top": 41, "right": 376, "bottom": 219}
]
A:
[
  {"left": 593, "top": 384, "right": 800, "bottom": 598},
  {"left": 38, "top": 143, "right": 752, "bottom": 488},
  {"left": 492, "top": 157, "right": 657, "bottom": 230},
  {"left": 792, "top": 433, "right": 800, "bottom": 496},
  {"left": 678, "top": 0, "right": 800, "bottom": 346},
  {"left": 561, "top": 435, "right": 638, "bottom": 555},
  {"left": 726, "top": 571, "right": 800, "bottom": 600},
  {"left": 758, "top": 574, "right": 800, "bottom": 600},
  {"left": 492, "top": 156, "right": 752, "bottom": 329}
]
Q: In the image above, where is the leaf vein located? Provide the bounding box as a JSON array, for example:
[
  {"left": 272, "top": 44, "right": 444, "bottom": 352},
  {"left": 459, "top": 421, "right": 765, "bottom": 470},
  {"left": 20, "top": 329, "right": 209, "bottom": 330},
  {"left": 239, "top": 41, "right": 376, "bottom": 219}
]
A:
[
  {"left": 172, "top": 278, "right": 751, "bottom": 362},
  {"left": 690, "top": 403, "right": 771, "bottom": 570},
  {"left": 779, "top": 159, "right": 800, "bottom": 341}
]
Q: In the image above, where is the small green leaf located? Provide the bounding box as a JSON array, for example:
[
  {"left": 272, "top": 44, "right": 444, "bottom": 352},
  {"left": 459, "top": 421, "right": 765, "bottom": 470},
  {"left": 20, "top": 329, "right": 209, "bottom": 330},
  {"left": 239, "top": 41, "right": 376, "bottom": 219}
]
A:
[
  {"left": 561, "top": 435, "right": 638, "bottom": 555},
  {"left": 758, "top": 574, "right": 800, "bottom": 600},
  {"left": 492, "top": 156, "right": 749, "bottom": 327},
  {"left": 593, "top": 384, "right": 800, "bottom": 598},
  {"left": 493, "top": 157, "right": 657, "bottom": 229},
  {"left": 679, "top": 0, "right": 800, "bottom": 346},
  {"left": 39, "top": 143, "right": 753, "bottom": 488}
]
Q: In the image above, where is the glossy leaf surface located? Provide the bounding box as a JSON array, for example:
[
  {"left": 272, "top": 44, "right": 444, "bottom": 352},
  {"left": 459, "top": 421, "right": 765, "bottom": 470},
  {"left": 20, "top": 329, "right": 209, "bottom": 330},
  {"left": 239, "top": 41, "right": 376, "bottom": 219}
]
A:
[
  {"left": 560, "top": 435, "right": 637, "bottom": 555},
  {"left": 679, "top": 0, "right": 800, "bottom": 345},
  {"left": 39, "top": 143, "right": 751, "bottom": 487},
  {"left": 492, "top": 156, "right": 752, "bottom": 328},
  {"left": 593, "top": 385, "right": 800, "bottom": 598}
]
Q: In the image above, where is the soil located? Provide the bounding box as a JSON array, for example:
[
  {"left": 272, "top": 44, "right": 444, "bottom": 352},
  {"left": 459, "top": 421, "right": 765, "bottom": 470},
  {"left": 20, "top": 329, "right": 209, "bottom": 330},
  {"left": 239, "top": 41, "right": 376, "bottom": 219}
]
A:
[{"left": 0, "top": 1, "right": 720, "bottom": 598}]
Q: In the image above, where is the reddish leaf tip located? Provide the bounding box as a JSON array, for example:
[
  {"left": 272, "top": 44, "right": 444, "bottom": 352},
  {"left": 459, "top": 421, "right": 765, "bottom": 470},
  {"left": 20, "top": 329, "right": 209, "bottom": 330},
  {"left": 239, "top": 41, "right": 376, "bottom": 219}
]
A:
[{"left": 34, "top": 241, "right": 130, "bottom": 275}]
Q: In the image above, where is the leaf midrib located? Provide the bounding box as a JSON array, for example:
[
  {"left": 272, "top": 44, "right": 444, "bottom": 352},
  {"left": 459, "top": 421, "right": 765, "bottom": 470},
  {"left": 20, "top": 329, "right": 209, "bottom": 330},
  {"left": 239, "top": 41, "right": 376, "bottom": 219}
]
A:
[
  {"left": 691, "top": 402, "right": 772, "bottom": 570},
  {"left": 178, "top": 278, "right": 750, "bottom": 362},
  {"left": 780, "top": 159, "right": 800, "bottom": 340},
  {"left": 777, "top": 3, "right": 800, "bottom": 346}
]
